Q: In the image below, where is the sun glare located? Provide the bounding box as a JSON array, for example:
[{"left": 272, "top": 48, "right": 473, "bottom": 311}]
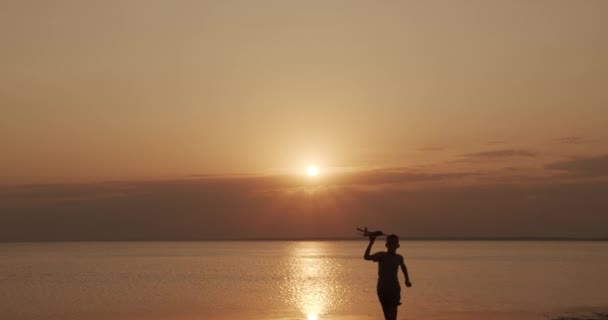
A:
[{"left": 306, "top": 166, "right": 319, "bottom": 176}]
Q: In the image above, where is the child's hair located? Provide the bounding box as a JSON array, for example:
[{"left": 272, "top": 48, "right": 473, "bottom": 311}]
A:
[{"left": 386, "top": 234, "right": 399, "bottom": 244}]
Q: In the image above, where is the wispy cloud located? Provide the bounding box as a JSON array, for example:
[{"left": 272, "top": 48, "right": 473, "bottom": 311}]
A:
[
  {"left": 416, "top": 146, "right": 445, "bottom": 152},
  {"left": 557, "top": 136, "right": 584, "bottom": 144},
  {"left": 486, "top": 140, "right": 508, "bottom": 145},
  {"left": 329, "top": 168, "right": 478, "bottom": 187},
  {"left": 459, "top": 149, "right": 536, "bottom": 159},
  {"left": 545, "top": 154, "right": 608, "bottom": 177}
]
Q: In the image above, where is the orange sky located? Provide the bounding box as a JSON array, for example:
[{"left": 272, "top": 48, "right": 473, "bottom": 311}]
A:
[
  {"left": 1, "top": 1, "right": 607, "bottom": 239},
  {"left": 2, "top": 0, "right": 607, "bottom": 184}
]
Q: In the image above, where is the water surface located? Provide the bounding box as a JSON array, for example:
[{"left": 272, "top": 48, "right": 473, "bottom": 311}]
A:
[{"left": 1, "top": 241, "right": 607, "bottom": 319}]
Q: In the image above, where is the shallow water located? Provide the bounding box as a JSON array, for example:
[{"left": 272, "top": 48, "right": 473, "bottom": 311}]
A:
[{"left": 1, "top": 241, "right": 607, "bottom": 319}]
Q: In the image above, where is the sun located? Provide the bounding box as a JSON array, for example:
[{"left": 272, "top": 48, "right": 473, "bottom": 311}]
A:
[{"left": 306, "top": 165, "right": 319, "bottom": 176}]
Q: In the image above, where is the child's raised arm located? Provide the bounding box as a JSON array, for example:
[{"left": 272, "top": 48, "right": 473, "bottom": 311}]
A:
[
  {"left": 400, "top": 257, "right": 412, "bottom": 287},
  {"left": 363, "top": 235, "right": 376, "bottom": 260}
]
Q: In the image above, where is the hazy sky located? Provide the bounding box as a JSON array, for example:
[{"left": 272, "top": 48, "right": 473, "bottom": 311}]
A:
[{"left": 1, "top": 1, "right": 607, "bottom": 240}]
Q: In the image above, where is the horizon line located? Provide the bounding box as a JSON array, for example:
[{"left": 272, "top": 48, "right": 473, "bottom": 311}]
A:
[{"left": 2, "top": 237, "right": 608, "bottom": 243}]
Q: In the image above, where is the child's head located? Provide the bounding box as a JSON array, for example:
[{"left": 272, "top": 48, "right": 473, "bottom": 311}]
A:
[{"left": 385, "top": 234, "right": 400, "bottom": 252}]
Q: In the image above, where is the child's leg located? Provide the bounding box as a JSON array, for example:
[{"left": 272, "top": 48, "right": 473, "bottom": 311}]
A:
[
  {"left": 380, "top": 301, "right": 398, "bottom": 320},
  {"left": 385, "top": 305, "right": 397, "bottom": 320},
  {"left": 380, "top": 304, "right": 389, "bottom": 320}
]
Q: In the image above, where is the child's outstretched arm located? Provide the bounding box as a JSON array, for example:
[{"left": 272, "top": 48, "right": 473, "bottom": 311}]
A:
[
  {"left": 400, "top": 258, "right": 412, "bottom": 287},
  {"left": 363, "top": 235, "right": 376, "bottom": 260}
]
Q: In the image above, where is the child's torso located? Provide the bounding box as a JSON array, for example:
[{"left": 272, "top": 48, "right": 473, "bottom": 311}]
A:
[{"left": 376, "top": 252, "right": 402, "bottom": 289}]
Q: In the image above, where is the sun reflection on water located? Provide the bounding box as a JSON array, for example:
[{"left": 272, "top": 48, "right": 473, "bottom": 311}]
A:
[{"left": 280, "top": 242, "right": 347, "bottom": 319}]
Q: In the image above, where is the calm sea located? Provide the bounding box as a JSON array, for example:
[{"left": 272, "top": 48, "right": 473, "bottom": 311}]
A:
[{"left": 1, "top": 241, "right": 607, "bottom": 320}]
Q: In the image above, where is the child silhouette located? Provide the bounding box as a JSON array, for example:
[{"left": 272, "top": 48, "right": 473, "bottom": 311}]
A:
[{"left": 364, "top": 233, "right": 412, "bottom": 320}]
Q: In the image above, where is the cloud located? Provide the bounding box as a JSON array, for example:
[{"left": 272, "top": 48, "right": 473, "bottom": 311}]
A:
[
  {"left": 416, "top": 146, "right": 445, "bottom": 152},
  {"left": 458, "top": 149, "right": 536, "bottom": 159},
  {"left": 544, "top": 154, "right": 608, "bottom": 177},
  {"left": 503, "top": 167, "right": 525, "bottom": 171},
  {"left": 557, "top": 136, "right": 584, "bottom": 144},
  {"left": 1, "top": 167, "right": 608, "bottom": 241},
  {"left": 328, "top": 168, "right": 478, "bottom": 187},
  {"left": 486, "top": 140, "right": 507, "bottom": 145}
]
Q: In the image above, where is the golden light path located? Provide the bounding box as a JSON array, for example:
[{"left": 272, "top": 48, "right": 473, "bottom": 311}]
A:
[{"left": 281, "top": 242, "right": 347, "bottom": 320}]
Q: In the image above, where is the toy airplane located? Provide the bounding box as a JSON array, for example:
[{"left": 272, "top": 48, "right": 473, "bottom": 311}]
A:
[{"left": 356, "top": 227, "right": 386, "bottom": 237}]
